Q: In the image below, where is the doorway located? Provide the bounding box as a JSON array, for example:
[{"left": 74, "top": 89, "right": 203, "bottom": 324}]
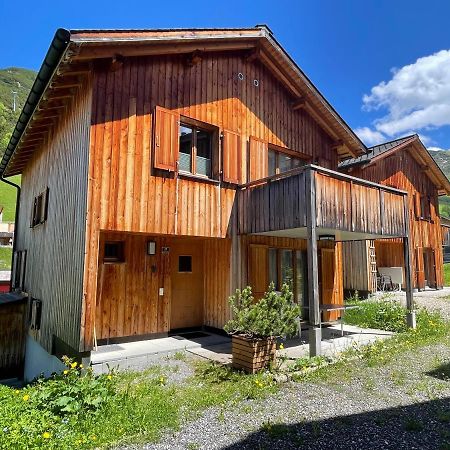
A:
[
  {"left": 169, "top": 239, "right": 204, "bottom": 330},
  {"left": 423, "top": 248, "right": 437, "bottom": 289}
]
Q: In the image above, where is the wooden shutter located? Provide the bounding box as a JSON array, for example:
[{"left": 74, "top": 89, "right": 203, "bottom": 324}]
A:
[
  {"left": 222, "top": 130, "right": 241, "bottom": 184},
  {"left": 153, "top": 106, "right": 180, "bottom": 171},
  {"left": 414, "top": 193, "right": 421, "bottom": 219},
  {"left": 248, "top": 136, "right": 268, "bottom": 182},
  {"left": 248, "top": 244, "right": 268, "bottom": 300},
  {"left": 415, "top": 247, "right": 425, "bottom": 289}
]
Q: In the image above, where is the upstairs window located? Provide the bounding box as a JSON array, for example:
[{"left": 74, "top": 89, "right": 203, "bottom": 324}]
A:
[
  {"left": 420, "top": 195, "right": 432, "bottom": 221},
  {"left": 179, "top": 122, "right": 214, "bottom": 178},
  {"left": 31, "top": 188, "right": 49, "bottom": 228},
  {"left": 268, "top": 148, "right": 306, "bottom": 176}
]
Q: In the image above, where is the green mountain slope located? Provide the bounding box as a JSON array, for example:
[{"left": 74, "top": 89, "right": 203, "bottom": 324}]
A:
[{"left": 0, "top": 68, "right": 35, "bottom": 222}]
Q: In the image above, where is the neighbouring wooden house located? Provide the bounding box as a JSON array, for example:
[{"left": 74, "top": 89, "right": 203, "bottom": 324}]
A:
[
  {"left": 339, "top": 135, "right": 450, "bottom": 294},
  {"left": 441, "top": 216, "right": 450, "bottom": 264},
  {"left": 0, "top": 27, "right": 414, "bottom": 379}
]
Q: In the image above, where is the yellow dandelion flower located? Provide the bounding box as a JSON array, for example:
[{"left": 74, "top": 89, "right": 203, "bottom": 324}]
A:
[
  {"left": 22, "top": 394, "right": 30, "bottom": 402},
  {"left": 71, "top": 362, "right": 77, "bottom": 369},
  {"left": 63, "top": 370, "right": 68, "bottom": 375},
  {"left": 91, "top": 436, "right": 97, "bottom": 441},
  {"left": 79, "top": 364, "right": 83, "bottom": 369},
  {"left": 279, "top": 343, "right": 284, "bottom": 350},
  {"left": 14, "top": 390, "right": 19, "bottom": 395},
  {"left": 107, "top": 375, "right": 112, "bottom": 380},
  {"left": 42, "top": 432, "right": 51, "bottom": 439}
]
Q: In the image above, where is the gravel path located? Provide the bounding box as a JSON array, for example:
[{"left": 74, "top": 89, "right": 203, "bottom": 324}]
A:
[
  {"left": 388, "top": 287, "right": 450, "bottom": 321},
  {"left": 122, "top": 292, "right": 450, "bottom": 450}
]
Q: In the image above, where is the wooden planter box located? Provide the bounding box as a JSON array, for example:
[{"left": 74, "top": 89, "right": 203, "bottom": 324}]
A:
[{"left": 231, "top": 335, "right": 276, "bottom": 374}]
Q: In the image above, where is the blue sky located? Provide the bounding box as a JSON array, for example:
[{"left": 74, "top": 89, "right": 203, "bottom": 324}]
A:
[{"left": 1, "top": 0, "right": 449, "bottom": 150}]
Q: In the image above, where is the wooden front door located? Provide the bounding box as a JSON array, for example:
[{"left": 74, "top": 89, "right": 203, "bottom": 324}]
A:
[
  {"left": 320, "top": 248, "right": 339, "bottom": 321},
  {"left": 170, "top": 239, "right": 204, "bottom": 330},
  {"left": 423, "top": 248, "right": 437, "bottom": 289}
]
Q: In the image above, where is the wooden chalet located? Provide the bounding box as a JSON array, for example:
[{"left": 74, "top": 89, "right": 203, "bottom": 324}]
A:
[
  {"left": 0, "top": 27, "right": 415, "bottom": 376},
  {"left": 339, "top": 135, "right": 450, "bottom": 294}
]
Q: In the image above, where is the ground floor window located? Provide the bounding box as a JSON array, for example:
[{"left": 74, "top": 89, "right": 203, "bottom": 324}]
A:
[{"left": 268, "top": 248, "right": 307, "bottom": 307}]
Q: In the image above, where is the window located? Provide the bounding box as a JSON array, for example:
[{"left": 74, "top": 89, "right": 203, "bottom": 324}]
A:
[
  {"left": 268, "top": 149, "right": 306, "bottom": 176},
  {"left": 178, "top": 255, "right": 192, "bottom": 272},
  {"left": 420, "top": 195, "right": 432, "bottom": 220},
  {"left": 12, "top": 250, "right": 27, "bottom": 291},
  {"left": 179, "top": 122, "right": 214, "bottom": 178},
  {"left": 104, "top": 241, "right": 125, "bottom": 263},
  {"left": 31, "top": 188, "right": 49, "bottom": 228}
]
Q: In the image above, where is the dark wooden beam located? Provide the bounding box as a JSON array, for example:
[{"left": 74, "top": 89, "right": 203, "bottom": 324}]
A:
[
  {"left": 185, "top": 50, "right": 202, "bottom": 67},
  {"left": 292, "top": 97, "right": 306, "bottom": 110}
]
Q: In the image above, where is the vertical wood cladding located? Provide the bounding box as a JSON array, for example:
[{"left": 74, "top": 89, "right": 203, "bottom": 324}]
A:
[
  {"left": 15, "top": 82, "right": 92, "bottom": 353},
  {"left": 82, "top": 52, "right": 337, "bottom": 349},
  {"left": 347, "top": 149, "right": 443, "bottom": 288}
]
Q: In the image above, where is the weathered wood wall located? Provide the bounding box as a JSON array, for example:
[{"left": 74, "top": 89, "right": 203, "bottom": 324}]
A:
[
  {"left": 15, "top": 81, "right": 92, "bottom": 353},
  {"left": 0, "top": 299, "right": 27, "bottom": 378},
  {"left": 342, "top": 241, "right": 373, "bottom": 293},
  {"left": 82, "top": 52, "right": 339, "bottom": 350},
  {"left": 347, "top": 148, "right": 443, "bottom": 289},
  {"left": 95, "top": 232, "right": 232, "bottom": 340}
]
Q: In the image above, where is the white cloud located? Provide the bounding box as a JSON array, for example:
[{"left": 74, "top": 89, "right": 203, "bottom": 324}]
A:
[
  {"left": 428, "top": 146, "right": 450, "bottom": 152},
  {"left": 354, "top": 127, "right": 386, "bottom": 146},
  {"left": 360, "top": 49, "right": 450, "bottom": 138}
]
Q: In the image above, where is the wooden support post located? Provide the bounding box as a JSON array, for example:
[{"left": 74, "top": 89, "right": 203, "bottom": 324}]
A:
[
  {"left": 306, "top": 167, "right": 321, "bottom": 355},
  {"left": 402, "top": 195, "right": 416, "bottom": 328}
]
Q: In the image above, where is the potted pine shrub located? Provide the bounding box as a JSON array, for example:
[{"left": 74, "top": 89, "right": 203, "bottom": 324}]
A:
[{"left": 224, "top": 283, "right": 300, "bottom": 373}]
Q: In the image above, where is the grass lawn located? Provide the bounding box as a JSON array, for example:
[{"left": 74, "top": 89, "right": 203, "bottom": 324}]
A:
[
  {"left": 444, "top": 263, "right": 450, "bottom": 286},
  {"left": 0, "top": 246, "right": 12, "bottom": 270},
  {"left": 0, "top": 175, "right": 20, "bottom": 222},
  {"left": 1, "top": 299, "right": 448, "bottom": 449},
  {"left": 0, "top": 358, "right": 278, "bottom": 449}
]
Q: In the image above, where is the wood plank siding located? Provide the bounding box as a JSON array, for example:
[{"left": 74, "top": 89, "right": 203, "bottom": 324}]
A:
[
  {"left": 239, "top": 167, "right": 407, "bottom": 237},
  {"left": 81, "top": 52, "right": 340, "bottom": 350},
  {"left": 345, "top": 148, "right": 444, "bottom": 289},
  {"left": 14, "top": 80, "right": 92, "bottom": 353}
]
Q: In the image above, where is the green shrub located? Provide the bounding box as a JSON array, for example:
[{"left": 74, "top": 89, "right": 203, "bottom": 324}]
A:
[{"left": 224, "top": 283, "right": 301, "bottom": 340}]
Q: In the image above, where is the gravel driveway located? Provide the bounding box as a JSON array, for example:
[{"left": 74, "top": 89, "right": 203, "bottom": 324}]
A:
[{"left": 123, "top": 291, "right": 450, "bottom": 450}]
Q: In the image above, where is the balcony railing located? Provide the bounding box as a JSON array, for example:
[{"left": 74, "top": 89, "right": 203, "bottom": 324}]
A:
[{"left": 238, "top": 164, "right": 408, "bottom": 239}]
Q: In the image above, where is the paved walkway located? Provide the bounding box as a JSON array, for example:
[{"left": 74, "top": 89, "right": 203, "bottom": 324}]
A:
[{"left": 92, "top": 324, "right": 393, "bottom": 373}]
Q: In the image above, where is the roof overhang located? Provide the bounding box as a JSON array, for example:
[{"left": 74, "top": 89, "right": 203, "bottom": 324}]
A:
[
  {"left": 1, "top": 26, "right": 366, "bottom": 177},
  {"left": 342, "top": 135, "right": 450, "bottom": 196}
]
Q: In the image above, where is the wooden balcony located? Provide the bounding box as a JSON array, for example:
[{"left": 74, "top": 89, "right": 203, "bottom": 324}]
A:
[{"left": 238, "top": 164, "right": 408, "bottom": 240}]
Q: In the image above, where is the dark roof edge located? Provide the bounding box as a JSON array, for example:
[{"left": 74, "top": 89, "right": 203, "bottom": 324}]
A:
[
  {"left": 367, "top": 133, "right": 417, "bottom": 150},
  {"left": 0, "top": 28, "right": 71, "bottom": 176}
]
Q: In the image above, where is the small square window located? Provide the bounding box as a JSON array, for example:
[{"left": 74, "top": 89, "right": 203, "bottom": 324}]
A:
[
  {"left": 178, "top": 255, "right": 192, "bottom": 272},
  {"left": 104, "top": 241, "right": 125, "bottom": 263}
]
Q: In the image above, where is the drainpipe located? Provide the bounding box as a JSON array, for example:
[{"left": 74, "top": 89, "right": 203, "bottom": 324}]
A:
[{"left": 0, "top": 175, "right": 20, "bottom": 291}]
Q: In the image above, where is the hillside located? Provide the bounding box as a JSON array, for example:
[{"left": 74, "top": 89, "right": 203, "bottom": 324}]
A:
[
  {"left": 0, "top": 68, "right": 35, "bottom": 223},
  {"left": 0, "top": 67, "right": 36, "bottom": 154}
]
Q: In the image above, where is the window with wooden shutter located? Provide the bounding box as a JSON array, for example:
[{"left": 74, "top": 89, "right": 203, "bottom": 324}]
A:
[
  {"left": 222, "top": 130, "right": 241, "bottom": 184},
  {"left": 153, "top": 106, "right": 180, "bottom": 171},
  {"left": 248, "top": 136, "right": 268, "bottom": 182},
  {"left": 30, "top": 188, "right": 49, "bottom": 228}
]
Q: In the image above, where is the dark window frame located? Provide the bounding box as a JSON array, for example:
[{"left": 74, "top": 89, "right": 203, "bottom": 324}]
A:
[
  {"left": 178, "top": 255, "right": 193, "bottom": 273},
  {"left": 31, "top": 188, "right": 49, "bottom": 228},
  {"left": 103, "top": 241, "right": 125, "bottom": 264},
  {"left": 268, "top": 146, "right": 309, "bottom": 176},
  {"left": 178, "top": 116, "right": 219, "bottom": 180}
]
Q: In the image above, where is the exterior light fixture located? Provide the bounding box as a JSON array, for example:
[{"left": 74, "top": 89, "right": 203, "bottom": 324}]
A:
[
  {"left": 318, "top": 234, "right": 335, "bottom": 241},
  {"left": 147, "top": 240, "right": 156, "bottom": 255}
]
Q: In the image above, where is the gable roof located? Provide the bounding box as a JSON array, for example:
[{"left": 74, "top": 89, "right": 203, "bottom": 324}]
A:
[
  {"left": 339, "top": 134, "right": 450, "bottom": 195},
  {"left": 0, "top": 26, "right": 366, "bottom": 177}
]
